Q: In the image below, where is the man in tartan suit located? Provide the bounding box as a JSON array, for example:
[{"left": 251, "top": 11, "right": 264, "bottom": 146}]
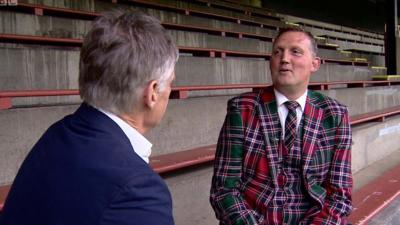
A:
[{"left": 210, "top": 27, "right": 353, "bottom": 225}]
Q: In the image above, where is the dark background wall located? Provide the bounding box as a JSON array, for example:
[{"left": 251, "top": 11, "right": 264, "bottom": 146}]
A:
[{"left": 261, "top": 0, "right": 386, "bottom": 33}]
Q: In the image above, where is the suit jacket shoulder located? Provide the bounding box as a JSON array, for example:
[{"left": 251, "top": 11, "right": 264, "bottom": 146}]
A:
[
  {"left": 307, "top": 91, "right": 349, "bottom": 126},
  {"left": 229, "top": 90, "right": 275, "bottom": 107},
  {"left": 308, "top": 91, "right": 348, "bottom": 113},
  {"left": 227, "top": 90, "right": 275, "bottom": 123},
  {"left": 1, "top": 103, "right": 174, "bottom": 225}
]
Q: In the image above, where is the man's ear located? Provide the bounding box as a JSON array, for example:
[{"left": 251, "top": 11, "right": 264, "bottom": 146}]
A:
[
  {"left": 143, "top": 80, "right": 158, "bottom": 109},
  {"left": 311, "top": 56, "right": 321, "bottom": 72}
]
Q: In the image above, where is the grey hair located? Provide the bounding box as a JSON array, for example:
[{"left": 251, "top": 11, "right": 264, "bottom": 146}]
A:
[
  {"left": 273, "top": 27, "right": 318, "bottom": 56},
  {"left": 79, "top": 10, "right": 178, "bottom": 115}
]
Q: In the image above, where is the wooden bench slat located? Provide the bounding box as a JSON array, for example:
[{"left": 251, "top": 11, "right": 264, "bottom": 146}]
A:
[
  {"left": 0, "top": 34, "right": 83, "bottom": 46},
  {"left": 150, "top": 144, "right": 216, "bottom": 174},
  {"left": 0, "top": 185, "right": 10, "bottom": 212},
  {"left": 350, "top": 105, "right": 400, "bottom": 125}
]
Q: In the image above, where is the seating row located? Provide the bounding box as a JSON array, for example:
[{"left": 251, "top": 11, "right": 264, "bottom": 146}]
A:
[
  {"left": 0, "top": 1, "right": 384, "bottom": 48},
  {"left": 0, "top": 1, "right": 395, "bottom": 224},
  {"left": 1, "top": 106, "right": 400, "bottom": 224},
  {"left": 130, "top": 0, "right": 384, "bottom": 43},
  {"left": 283, "top": 15, "right": 383, "bottom": 40},
  {"left": 3, "top": 1, "right": 283, "bottom": 30},
  {"left": 188, "top": 0, "right": 281, "bottom": 21},
  {"left": 0, "top": 33, "right": 371, "bottom": 66},
  {"left": 2, "top": 80, "right": 400, "bottom": 109},
  {"left": 2, "top": 11, "right": 383, "bottom": 61},
  {"left": 319, "top": 34, "right": 383, "bottom": 47}
]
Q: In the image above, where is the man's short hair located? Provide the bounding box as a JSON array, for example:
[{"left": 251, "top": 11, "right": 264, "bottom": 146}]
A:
[
  {"left": 273, "top": 26, "right": 318, "bottom": 56},
  {"left": 79, "top": 10, "right": 178, "bottom": 115}
]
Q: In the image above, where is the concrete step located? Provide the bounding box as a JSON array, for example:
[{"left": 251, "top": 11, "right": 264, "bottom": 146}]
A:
[
  {"left": 14, "top": 0, "right": 284, "bottom": 29},
  {"left": 2, "top": 86, "right": 400, "bottom": 184},
  {"left": 283, "top": 15, "right": 383, "bottom": 41},
  {"left": 320, "top": 85, "right": 400, "bottom": 116},
  {"left": 1, "top": 114, "right": 400, "bottom": 225},
  {"left": 1, "top": 10, "right": 381, "bottom": 58},
  {"left": 0, "top": 42, "right": 378, "bottom": 102},
  {"left": 165, "top": 117, "right": 400, "bottom": 225},
  {"left": 0, "top": 5, "right": 278, "bottom": 39},
  {"left": 308, "top": 28, "right": 384, "bottom": 46},
  {"left": 333, "top": 39, "right": 384, "bottom": 54},
  {"left": 351, "top": 53, "right": 385, "bottom": 68},
  {"left": 373, "top": 75, "right": 400, "bottom": 81}
]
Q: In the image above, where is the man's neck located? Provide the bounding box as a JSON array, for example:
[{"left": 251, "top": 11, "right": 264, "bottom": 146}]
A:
[
  {"left": 275, "top": 87, "right": 307, "bottom": 101},
  {"left": 118, "top": 113, "right": 147, "bottom": 135}
]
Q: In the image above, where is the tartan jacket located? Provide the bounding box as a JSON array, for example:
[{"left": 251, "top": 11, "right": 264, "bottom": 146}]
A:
[{"left": 210, "top": 90, "right": 353, "bottom": 225}]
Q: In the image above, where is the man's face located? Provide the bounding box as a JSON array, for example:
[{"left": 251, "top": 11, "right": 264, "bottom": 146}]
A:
[{"left": 270, "top": 31, "right": 320, "bottom": 96}]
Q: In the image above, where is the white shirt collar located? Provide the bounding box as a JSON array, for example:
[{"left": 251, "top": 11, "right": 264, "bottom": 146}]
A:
[
  {"left": 274, "top": 89, "right": 308, "bottom": 136},
  {"left": 96, "top": 108, "right": 152, "bottom": 163},
  {"left": 274, "top": 89, "right": 307, "bottom": 112}
]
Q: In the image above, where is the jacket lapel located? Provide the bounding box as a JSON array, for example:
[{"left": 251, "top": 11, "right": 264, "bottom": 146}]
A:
[
  {"left": 301, "top": 91, "right": 325, "bottom": 207},
  {"left": 301, "top": 92, "right": 324, "bottom": 172},
  {"left": 257, "top": 90, "right": 282, "bottom": 186}
]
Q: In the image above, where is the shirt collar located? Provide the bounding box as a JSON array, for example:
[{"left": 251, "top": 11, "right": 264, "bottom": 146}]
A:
[
  {"left": 274, "top": 89, "right": 308, "bottom": 112},
  {"left": 96, "top": 107, "right": 152, "bottom": 163}
]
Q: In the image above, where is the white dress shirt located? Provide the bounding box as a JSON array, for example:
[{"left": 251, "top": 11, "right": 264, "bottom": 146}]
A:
[
  {"left": 274, "top": 89, "right": 308, "bottom": 139},
  {"left": 98, "top": 108, "right": 152, "bottom": 163}
]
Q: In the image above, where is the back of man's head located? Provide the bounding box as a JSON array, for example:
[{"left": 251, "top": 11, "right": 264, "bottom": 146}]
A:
[{"left": 79, "top": 10, "right": 178, "bottom": 115}]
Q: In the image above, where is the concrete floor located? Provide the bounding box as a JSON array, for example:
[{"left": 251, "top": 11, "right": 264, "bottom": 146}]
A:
[
  {"left": 368, "top": 197, "right": 400, "bottom": 225},
  {"left": 353, "top": 150, "right": 400, "bottom": 225},
  {"left": 353, "top": 149, "right": 400, "bottom": 191}
]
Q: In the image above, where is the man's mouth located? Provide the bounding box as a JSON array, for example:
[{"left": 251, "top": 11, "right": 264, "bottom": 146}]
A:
[{"left": 279, "top": 68, "right": 291, "bottom": 73}]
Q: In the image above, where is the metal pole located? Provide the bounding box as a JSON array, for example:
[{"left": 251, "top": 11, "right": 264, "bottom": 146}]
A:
[{"left": 385, "top": 0, "right": 398, "bottom": 74}]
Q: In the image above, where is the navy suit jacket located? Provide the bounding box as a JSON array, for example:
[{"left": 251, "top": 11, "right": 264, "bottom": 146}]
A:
[{"left": 0, "top": 103, "right": 174, "bottom": 225}]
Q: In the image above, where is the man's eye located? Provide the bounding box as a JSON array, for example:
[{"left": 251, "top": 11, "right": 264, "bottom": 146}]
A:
[
  {"left": 292, "top": 49, "right": 303, "bottom": 55},
  {"left": 273, "top": 50, "right": 281, "bottom": 55}
]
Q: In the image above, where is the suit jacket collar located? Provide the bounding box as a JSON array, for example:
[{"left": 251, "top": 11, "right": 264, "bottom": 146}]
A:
[{"left": 73, "top": 103, "right": 132, "bottom": 147}]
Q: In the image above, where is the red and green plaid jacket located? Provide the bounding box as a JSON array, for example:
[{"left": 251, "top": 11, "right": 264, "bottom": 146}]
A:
[{"left": 210, "top": 90, "right": 353, "bottom": 225}]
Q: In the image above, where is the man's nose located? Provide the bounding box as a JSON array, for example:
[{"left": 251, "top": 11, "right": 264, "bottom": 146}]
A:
[{"left": 280, "top": 51, "right": 290, "bottom": 63}]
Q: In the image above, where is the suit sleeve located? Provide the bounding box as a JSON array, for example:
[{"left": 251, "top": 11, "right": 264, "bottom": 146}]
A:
[
  {"left": 100, "top": 172, "right": 175, "bottom": 225},
  {"left": 310, "top": 107, "right": 353, "bottom": 225},
  {"left": 210, "top": 99, "right": 263, "bottom": 225}
]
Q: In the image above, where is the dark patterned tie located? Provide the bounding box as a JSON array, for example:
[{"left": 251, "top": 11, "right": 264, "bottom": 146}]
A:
[{"left": 284, "top": 101, "right": 299, "bottom": 150}]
